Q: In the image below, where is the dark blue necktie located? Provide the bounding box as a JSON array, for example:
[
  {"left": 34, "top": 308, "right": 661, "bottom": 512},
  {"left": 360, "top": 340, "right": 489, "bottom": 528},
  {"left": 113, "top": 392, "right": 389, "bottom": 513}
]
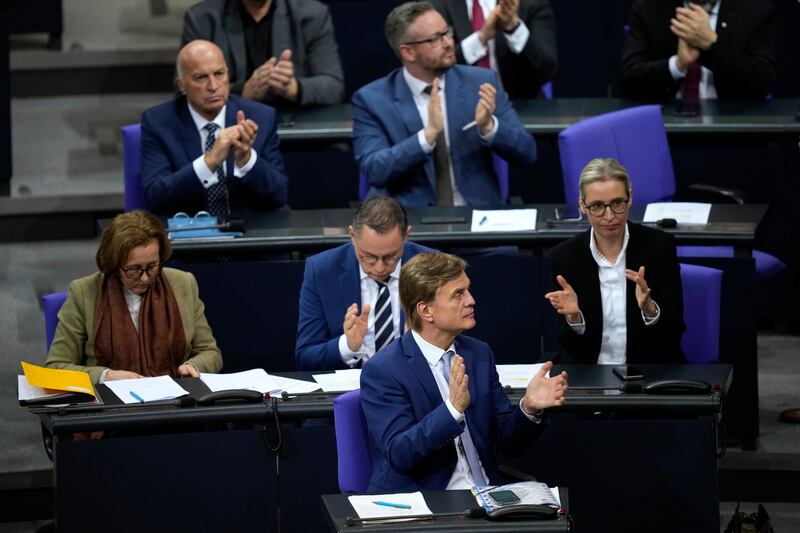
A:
[
  {"left": 373, "top": 278, "right": 394, "bottom": 353},
  {"left": 204, "top": 123, "right": 230, "bottom": 216}
]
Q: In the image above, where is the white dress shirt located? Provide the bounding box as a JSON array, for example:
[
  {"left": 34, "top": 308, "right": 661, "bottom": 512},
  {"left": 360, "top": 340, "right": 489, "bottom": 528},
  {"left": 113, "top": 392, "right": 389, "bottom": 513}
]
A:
[
  {"left": 187, "top": 104, "right": 257, "bottom": 189},
  {"left": 338, "top": 259, "right": 403, "bottom": 366},
  {"left": 668, "top": 0, "right": 720, "bottom": 99},
  {"left": 402, "top": 68, "right": 499, "bottom": 206},
  {"left": 459, "top": 0, "right": 531, "bottom": 71},
  {"left": 568, "top": 224, "right": 660, "bottom": 364}
]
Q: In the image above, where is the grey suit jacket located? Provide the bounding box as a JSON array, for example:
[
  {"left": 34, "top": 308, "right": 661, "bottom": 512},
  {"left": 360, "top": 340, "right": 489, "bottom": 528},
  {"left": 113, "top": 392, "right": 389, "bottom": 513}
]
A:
[{"left": 182, "top": 0, "right": 345, "bottom": 108}]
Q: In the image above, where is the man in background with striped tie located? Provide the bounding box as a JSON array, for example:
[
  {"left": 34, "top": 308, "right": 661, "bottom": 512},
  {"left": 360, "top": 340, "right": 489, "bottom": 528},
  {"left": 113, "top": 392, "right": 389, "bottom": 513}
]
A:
[
  {"left": 361, "top": 251, "right": 568, "bottom": 492},
  {"left": 295, "top": 196, "right": 434, "bottom": 370},
  {"left": 141, "top": 39, "right": 288, "bottom": 216}
]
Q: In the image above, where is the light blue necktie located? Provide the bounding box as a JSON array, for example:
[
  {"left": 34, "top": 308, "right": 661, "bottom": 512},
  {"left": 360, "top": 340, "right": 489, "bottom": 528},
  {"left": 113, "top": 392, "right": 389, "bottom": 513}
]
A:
[{"left": 442, "top": 350, "right": 488, "bottom": 486}]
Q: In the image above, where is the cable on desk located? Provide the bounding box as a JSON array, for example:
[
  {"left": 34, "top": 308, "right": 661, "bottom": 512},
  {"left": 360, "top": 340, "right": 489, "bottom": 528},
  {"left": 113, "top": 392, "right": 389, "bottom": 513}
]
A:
[{"left": 258, "top": 396, "right": 283, "bottom": 453}]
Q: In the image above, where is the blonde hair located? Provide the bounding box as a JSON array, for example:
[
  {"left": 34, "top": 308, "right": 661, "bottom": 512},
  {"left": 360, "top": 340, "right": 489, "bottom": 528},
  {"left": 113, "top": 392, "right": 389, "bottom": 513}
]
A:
[
  {"left": 95, "top": 210, "right": 171, "bottom": 275},
  {"left": 400, "top": 252, "right": 466, "bottom": 331},
  {"left": 578, "top": 158, "right": 632, "bottom": 199}
]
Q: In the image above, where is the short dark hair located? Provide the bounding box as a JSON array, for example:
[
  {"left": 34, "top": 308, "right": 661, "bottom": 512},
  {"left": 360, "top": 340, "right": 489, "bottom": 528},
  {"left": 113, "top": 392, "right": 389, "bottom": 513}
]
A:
[
  {"left": 385, "top": 1, "right": 435, "bottom": 56},
  {"left": 353, "top": 195, "right": 409, "bottom": 237},
  {"left": 96, "top": 210, "right": 171, "bottom": 275},
  {"left": 400, "top": 252, "right": 467, "bottom": 331}
]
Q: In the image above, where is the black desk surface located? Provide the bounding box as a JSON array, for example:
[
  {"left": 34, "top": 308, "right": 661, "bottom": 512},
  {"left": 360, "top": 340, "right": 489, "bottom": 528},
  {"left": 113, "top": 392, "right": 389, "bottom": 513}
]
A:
[
  {"left": 35, "top": 364, "right": 730, "bottom": 435},
  {"left": 277, "top": 98, "right": 800, "bottom": 142},
  {"left": 168, "top": 203, "right": 766, "bottom": 256},
  {"left": 321, "top": 490, "right": 571, "bottom": 532}
]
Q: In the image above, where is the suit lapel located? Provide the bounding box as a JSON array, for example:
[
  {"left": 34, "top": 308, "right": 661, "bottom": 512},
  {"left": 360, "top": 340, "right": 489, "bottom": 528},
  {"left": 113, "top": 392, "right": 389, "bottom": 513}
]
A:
[
  {"left": 224, "top": 99, "right": 238, "bottom": 178},
  {"left": 450, "top": 0, "right": 473, "bottom": 41},
  {"left": 271, "top": 0, "right": 291, "bottom": 60},
  {"left": 339, "top": 245, "right": 362, "bottom": 311},
  {"left": 223, "top": 1, "right": 247, "bottom": 85},
  {"left": 444, "top": 68, "right": 468, "bottom": 182},
  {"left": 403, "top": 332, "right": 446, "bottom": 411},
  {"left": 392, "top": 72, "right": 436, "bottom": 193},
  {"left": 178, "top": 100, "right": 203, "bottom": 163},
  {"left": 715, "top": 0, "right": 736, "bottom": 37}
]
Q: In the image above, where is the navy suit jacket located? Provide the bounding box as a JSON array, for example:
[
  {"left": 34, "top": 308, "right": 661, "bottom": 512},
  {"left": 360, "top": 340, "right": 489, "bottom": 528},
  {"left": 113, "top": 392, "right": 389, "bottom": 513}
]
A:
[
  {"left": 361, "top": 331, "right": 544, "bottom": 492},
  {"left": 295, "top": 241, "right": 433, "bottom": 370},
  {"left": 547, "top": 223, "right": 686, "bottom": 364},
  {"left": 141, "top": 94, "right": 288, "bottom": 216},
  {"left": 352, "top": 65, "right": 536, "bottom": 207},
  {"left": 620, "top": 0, "right": 775, "bottom": 101}
]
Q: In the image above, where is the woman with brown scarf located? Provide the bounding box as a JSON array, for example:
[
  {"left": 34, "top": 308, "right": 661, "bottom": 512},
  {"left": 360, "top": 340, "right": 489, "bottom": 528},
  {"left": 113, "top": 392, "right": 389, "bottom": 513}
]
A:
[{"left": 45, "top": 210, "right": 223, "bottom": 383}]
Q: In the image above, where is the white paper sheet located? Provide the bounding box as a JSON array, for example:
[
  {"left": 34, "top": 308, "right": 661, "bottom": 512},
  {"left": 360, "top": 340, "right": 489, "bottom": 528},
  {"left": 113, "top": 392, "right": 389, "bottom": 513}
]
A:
[
  {"left": 105, "top": 375, "right": 190, "bottom": 404},
  {"left": 348, "top": 491, "right": 432, "bottom": 519},
  {"left": 473, "top": 482, "right": 561, "bottom": 510},
  {"left": 200, "top": 369, "right": 320, "bottom": 394},
  {"left": 642, "top": 202, "right": 711, "bottom": 224},
  {"left": 313, "top": 368, "right": 361, "bottom": 392},
  {"left": 471, "top": 209, "right": 537, "bottom": 232},
  {"left": 496, "top": 364, "right": 548, "bottom": 389}
]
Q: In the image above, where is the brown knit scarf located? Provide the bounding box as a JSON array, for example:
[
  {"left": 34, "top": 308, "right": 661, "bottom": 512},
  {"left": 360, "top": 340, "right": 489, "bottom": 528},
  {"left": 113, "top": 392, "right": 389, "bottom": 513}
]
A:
[{"left": 93, "top": 272, "right": 187, "bottom": 377}]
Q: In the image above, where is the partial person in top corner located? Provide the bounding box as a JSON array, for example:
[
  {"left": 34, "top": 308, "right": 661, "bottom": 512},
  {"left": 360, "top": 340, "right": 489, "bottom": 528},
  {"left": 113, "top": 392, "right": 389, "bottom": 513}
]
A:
[
  {"left": 545, "top": 158, "right": 686, "bottom": 364},
  {"left": 45, "top": 210, "right": 223, "bottom": 384},
  {"left": 141, "top": 39, "right": 287, "bottom": 216},
  {"left": 352, "top": 1, "right": 536, "bottom": 208},
  {"left": 619, "top": 0, "right": 775, "bottom": 101},
  {"left": 296, "top": 196, "right": 434, "bottom": 371},
  {"left": 432, "top": 0, "right": 557, "bottom": 99},
  {"left": 182, "top": 0, "right": 345, "bottom": 110}
]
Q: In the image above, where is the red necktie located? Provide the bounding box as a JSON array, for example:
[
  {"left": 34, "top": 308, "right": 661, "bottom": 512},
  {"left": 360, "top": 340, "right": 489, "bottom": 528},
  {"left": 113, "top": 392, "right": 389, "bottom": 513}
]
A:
[
  {"left": 682, "top": 61, "right": 701, "bottom": 101},
  {"left": 471, "top": 0, "right": 491, "bottom": 68}
]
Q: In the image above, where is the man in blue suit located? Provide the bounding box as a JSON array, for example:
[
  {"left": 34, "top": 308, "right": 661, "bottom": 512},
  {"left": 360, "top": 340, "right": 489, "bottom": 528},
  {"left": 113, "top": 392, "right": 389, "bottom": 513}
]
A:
[
  {"left": 141, "top": 39, "right": 288, "bottom": 216},
  {"left": 352, "top": 1, "right": 537, "bottom": 208},
  {"left": 361, "top": 252, "right": 568, "bottom": 491},
  {"left": 296, "top": 196, "right": 433, "bottom": 370}
]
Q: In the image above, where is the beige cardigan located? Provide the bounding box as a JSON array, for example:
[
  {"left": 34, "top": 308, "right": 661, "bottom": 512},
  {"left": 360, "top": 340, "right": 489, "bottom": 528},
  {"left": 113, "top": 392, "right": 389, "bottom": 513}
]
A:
[{"left": 45, "top": 268, "right": 223, "bottom": 383}]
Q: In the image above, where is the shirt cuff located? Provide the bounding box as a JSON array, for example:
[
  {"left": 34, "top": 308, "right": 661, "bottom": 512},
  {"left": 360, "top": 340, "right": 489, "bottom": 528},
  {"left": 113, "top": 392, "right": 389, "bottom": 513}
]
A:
[
  {"left": 642, "top": 301, "right": 661, "bottom": 326},
  {"left": 338, "top": 333, "right": 365, "bottom": 367},
  {"left": 417, "top": 129, "right": 435, "bottom": 154},
  {"left": 519, "top": 398, "right": 544, "bottom": 423},
  {"left": 445, "top": 398, "right": 466, "bottom": 423},
  {"left": 503, "top": 20, "right": 530, "bottom": 54},
  {"left": 479, "top": 116, "right": 499, "bottom": 144},
  {"left": 461, "top": 32, "right": 489, "bottom": 65},
  {"left": 668, "top": 55, "right": 686, "bottom": 80},
  {"left": 566, "top": 310, "right": 586, "bottom": 335},
  {"left": 193, "top": 155, "right": 221, "bottom": 189},
  {"left": 98, "top": 368, "right": 110, "bottom": 384},
  {"left": 233, "top": 148, "right": 257, "bottom": 178}
]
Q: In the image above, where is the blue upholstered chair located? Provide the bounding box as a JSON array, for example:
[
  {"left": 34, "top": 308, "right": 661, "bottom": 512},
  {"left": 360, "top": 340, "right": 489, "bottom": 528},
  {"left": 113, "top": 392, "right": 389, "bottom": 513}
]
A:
[
  {"left": 358, "top": 153, "right": 510, "bottom": 203},
  {"left": 333, "top": 389, "right": 371, "bottom": 493},
  {"left": 558, "top": 105, "right": 784, "bottom": 284},
  {"left": 121, "top": 123, "right": 145, "bottom": 212},
  {"left": 41, "top": 291, "right": 67, "bottom": 351},
  {"left": 679, "top": 263, "right": 722, "bottom": 363}
]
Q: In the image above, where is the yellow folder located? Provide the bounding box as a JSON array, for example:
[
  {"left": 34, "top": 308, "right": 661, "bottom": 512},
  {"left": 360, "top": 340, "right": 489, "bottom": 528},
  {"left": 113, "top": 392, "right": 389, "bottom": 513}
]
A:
[{"left": 21, "top": 361, "right": 95, "bottom": 397}]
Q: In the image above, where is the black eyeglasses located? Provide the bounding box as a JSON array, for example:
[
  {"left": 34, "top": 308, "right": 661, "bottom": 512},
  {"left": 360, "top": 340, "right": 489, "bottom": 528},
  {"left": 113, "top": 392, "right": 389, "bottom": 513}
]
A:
[
  {"left": 121, "top": 263, "right": 162, "bottom": 280},
  {"left": 582, "top": 198, "right": 629, "bottom": 217},
  {"left": 403, "top": 26, "right": 454, "bottom": 47}
]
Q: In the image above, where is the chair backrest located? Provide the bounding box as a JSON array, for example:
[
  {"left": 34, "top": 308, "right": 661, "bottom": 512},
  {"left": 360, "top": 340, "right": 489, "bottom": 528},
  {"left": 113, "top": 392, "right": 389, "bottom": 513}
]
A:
[
  {"left": 679, "top": 263, "right": 722, "bottom": 363},
  {"left": 358, "top": 153, "right": 509, "bottom": 203},
  {"left": 558, "top": 105, "right": 675, "bottom": 205},
  {"left": 41, "top": 291, "right": 67, "bottom": 352},
  {"left": 121, "top": 123, "right": 144, "bottom": 212},
  {"left": 333, "top": 389, "right": 371, "bottom": 493}
]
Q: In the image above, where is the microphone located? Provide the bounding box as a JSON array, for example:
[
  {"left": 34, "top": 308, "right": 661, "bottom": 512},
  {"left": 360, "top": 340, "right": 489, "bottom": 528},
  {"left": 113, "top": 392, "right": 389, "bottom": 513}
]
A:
[
  {"left": 168, "top": 218, "right": 245, "bottom": 233},
  {"left": 345, "top": 507, "right": 486, "bottom": 526},
  {"left": 656, "top": 218, "right": 677, "bottom": 228}
]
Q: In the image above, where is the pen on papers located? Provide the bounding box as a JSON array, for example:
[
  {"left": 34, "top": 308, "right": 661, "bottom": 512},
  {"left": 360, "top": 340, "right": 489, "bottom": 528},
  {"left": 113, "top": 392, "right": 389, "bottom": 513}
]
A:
[
  {"left": 479, "top": 216, "right": 488, "bottom": 225},
  {"left": 372, "top": 501, "right": 412, "bottom": 509},
  {"left": 129, "top": 391, "right": 145, "bottom": 403},
  {"left": 461, "top": 120, "right": 477, "bottom": 131}
]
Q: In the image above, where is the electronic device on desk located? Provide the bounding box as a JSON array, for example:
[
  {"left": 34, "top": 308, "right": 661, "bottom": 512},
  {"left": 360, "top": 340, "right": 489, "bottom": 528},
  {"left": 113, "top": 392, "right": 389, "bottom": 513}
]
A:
[
  {"left": 644, "top": 379, "right": 712, "bottom": 395},
  {"left": 167, "top": 212, "right": 245, "bottom": 239},
  {"left": 196, "top": 389, "right": 264, "bottom": 406},
  {"left": 486, "top": 504, "right": 558, "bottom": 521},
  {"left": 545, "top": 206, "right": 586, "bottom": 228},
  {"left": 613, "top": 365, "right": 645, "bottom": 381}
]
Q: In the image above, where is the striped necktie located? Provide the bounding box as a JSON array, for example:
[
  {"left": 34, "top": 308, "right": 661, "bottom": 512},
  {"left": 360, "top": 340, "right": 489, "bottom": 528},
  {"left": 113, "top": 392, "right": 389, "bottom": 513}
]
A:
[
  {"left": 373, "top": 277, "right": 394, "bottom": 353},
  {"left": 204, "top": 123, "right": 230, "bottom": 216},
  {"left": 441, "top": 350, "right": 488, "bottom": 486}
]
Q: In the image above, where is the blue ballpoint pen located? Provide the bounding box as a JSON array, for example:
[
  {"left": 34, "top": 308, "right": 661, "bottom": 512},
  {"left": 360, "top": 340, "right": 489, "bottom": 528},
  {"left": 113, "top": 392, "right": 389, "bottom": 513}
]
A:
[
  {"left": 129, "top": 391, "right": 145, "bottom": 403},
  {"left": 479, "top": 216, "right": 488, "bottom": 225},
  {"left": 372, "top": 501, "right": 411, "bottom": 509}
]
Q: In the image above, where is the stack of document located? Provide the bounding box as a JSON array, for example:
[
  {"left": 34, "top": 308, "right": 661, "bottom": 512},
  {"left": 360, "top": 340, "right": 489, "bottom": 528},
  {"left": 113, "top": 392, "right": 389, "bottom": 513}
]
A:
[
  {"left": 104, "top": 375, "right": 190, "bottom": 404},
  {"left": 348, "top": 492, "right": 432, "bottom": 521},
  {"left": 18, "top": 361, "right": 96, "bottom": 406},
  {"left": 495, "top": 363, "right": 547, "bottom": 389},
  {"left": 200, "top": 368, "right": 320, "bottom": 395},
  {"left": 312, "top": 369, "right": 361, "bottom": 392}
]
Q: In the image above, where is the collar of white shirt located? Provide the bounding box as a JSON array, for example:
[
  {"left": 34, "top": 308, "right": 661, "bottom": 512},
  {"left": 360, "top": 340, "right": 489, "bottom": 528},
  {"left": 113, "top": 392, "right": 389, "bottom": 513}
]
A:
[
  {"left": 589, "top": 223, "right": 631, "bottom": 268},
  {"left": 402, "top": 68, "right": 446, "bottom": 98},
  {"left": 187, "top": 103, "right": 226, "bottom": 135},
  {"left": 411, "top": 329, "right": 456, "bottom": 369}
]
